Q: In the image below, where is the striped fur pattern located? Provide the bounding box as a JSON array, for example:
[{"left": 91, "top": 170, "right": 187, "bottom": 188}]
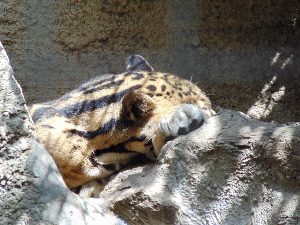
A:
[{"left": 29, "top": 56, "right": 214, "bottom": 188}]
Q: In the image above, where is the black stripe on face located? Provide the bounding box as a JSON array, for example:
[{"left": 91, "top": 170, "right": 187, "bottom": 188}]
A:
[
  {"left": 83, "top": 79, "right": 125, "bottom": 94},
  {"left": 124, "top": 135, "right": 147, "bottom": 143},
  {"left": 31, "top": 106, "right": 56, "bottom": 122},
  {"left": 93, "top": 144, "right": 135, "bottom": 157},
  {"left": 67, "top": 118, "right": 119, "bottom": 139},
  {"left": 58, "top": 85, "right": 142, "bottom": 118},
  {"left": 125, "top": 135, "right": 154, "bottom": 149},
  {"left": 66, "top": 119, "right": 147, "bottom": 140},
  {"left": 90, "top": 143, "right": 139, "bottom": 167}
]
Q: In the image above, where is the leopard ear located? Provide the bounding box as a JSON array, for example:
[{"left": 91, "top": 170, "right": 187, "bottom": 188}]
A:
[
  {"left": 125, "top": 55, "right": 154, "bottom": 72},
  {"left": 120, "top": 92, "right": 155, "bottom": 126}
]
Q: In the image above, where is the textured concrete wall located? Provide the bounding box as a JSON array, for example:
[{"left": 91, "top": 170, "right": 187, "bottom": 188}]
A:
[{"left": 1, "top": 0, "right": 299, "bottom": 122}]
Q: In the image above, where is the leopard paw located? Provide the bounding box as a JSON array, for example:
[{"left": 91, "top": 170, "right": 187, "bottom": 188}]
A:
[{"left": 159, "top": 104, "right": 206, "bottom": 138}]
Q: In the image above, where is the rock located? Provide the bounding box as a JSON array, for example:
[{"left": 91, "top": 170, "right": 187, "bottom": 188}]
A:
[
  {"left": 113, "top": 192, "right": 177, "bottom": 225},
  {"left": 97, "top": 110, "right": 300, "bottom": 225},
  {"left": 0, "top": 42, "right": 125, "bottom": 225}
]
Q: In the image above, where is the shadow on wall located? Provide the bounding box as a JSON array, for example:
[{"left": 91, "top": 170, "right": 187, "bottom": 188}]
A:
[{"left": 194, "top": 0, "right": 300, "bottom": 122}]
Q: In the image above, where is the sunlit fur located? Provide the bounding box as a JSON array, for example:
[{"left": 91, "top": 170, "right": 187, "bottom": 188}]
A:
[{"left": 29, "top": 71, "right": 214, "bottom": 188}]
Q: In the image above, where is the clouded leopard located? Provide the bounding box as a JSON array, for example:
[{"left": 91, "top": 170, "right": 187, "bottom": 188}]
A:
[{"left": 29, "top": 55, "right": 215, "bottom": 196}]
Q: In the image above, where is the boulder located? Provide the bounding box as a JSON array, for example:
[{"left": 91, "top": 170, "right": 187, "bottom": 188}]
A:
[
  {"left": 0, "top": 42, "right": 124, "bottom": 225},
  {"left": 97, "top": 110, "right": 300, "bottom": 225}
]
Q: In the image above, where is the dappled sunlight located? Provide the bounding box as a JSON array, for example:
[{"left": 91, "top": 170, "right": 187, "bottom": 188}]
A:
[
  {"left": 276, "top": 194, "right": 299, "bottom": 223},
  {"left": 150, "top": 111, "right": 258, "bottom": 223},
  {"left": 270, "top": 52, "right": 294, "bottom": 69},
  {"left": 237, "top": 114, "right": 299, "bottom": 224},
  {"left": 200, "top": 149, "right": 256, "bottom": 223},
  {"left": 238, "top": 124, "right": 267, "bottom": 142},
  {"left": 150, "top": 110, "right": 223, "bottom": 190},
  {"left": 269, "top": 126, "right": 296, "bottom": 165},
  {"left": 253, "top": 189, "right": 300, "bottom": 224},
  {"left": 187, "top": 109, "right": 300, "bottom": 224},
  {"left": 270, "top": 52, "right": 281, "bottom": 66},
  {"left": 163, "top": 109, "right": 292, "bottom": 224},
  {"left": 292, "top": 18, "right": 297, "bottom": 27},
  {"left": 247, "top": 76, "right": 286, "bottom": 120},
  {"left": 281, "top": 55, "right": 294, "bottom": 69},
  {"left": 143, "top": 165, "right": 171, "bottom": 196},
  {"left": 252, "top": 185, "right": 284, "bottom": 224},
  {"left": 272, "top": 125, "right": 295, "bottom": 144}
]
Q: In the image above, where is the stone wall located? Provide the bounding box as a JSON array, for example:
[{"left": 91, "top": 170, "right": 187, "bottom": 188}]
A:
[{"left": 1, "top": 0, "right": 299, "bottom": 122}]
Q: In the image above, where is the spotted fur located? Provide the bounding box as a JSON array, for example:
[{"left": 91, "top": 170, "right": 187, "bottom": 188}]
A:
[{"left": 29, "top": 55, "right": 214, "bottom": 188}]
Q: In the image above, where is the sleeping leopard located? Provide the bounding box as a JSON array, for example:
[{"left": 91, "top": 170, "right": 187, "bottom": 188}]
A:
[{"left": 29, "top": 55, "right": 215, "bottom": 197}]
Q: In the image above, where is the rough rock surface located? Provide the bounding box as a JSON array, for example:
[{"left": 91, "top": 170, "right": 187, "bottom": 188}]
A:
[
  {"left": 0, "top": 42, "right": 124, "bottom": 225},
  {"left": 0, "top": 41, "right": 38, "bottom": 224},
  {"left": 1, "top": 41, "right": 300, "bottom": 224},
  {"left": 98, "top": 110, "right": 300, "bottom": 225},
  {"left": 1, "top": 0, "right": 299, "bottom": 122}
]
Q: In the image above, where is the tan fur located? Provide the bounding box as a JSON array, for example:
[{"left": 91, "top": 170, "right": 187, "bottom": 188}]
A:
[{"left": 30, "top": 71, "right": 214, "bottom": 188}]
